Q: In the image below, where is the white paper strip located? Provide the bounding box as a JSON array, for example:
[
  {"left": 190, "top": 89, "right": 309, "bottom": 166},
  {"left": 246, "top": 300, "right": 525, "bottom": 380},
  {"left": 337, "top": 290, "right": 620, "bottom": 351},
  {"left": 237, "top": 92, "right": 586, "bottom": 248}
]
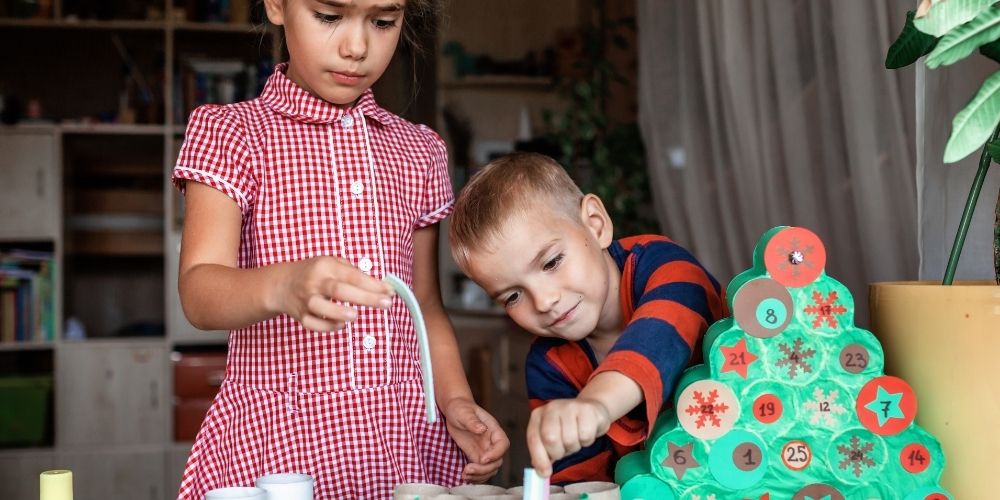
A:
[{"left": 384, "top": 273, "right": 437, "bottom": 423}]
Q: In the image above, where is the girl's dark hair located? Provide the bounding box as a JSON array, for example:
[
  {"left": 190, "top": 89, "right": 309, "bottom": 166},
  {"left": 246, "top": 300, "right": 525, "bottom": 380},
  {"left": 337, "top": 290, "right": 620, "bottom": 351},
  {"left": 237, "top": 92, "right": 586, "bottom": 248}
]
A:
[{"left": 400, "top": 0, "right": 442, "bottom": 57}]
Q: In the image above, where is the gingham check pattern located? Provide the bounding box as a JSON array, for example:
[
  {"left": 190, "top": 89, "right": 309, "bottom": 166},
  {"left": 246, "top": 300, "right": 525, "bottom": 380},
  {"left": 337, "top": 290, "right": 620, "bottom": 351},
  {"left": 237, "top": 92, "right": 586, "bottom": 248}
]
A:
[{"left": 172, "top": 64, "right": 465, "bottom": 500}]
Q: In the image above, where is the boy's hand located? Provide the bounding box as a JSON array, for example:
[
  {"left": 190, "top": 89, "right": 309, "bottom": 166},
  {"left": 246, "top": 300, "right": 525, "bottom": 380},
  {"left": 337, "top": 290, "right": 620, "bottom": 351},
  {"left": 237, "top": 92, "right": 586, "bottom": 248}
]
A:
[
  {"left": 276, "top": 256, "right": 394, "bottom": 332},
  {"left": 526, "top": 398, "right": 612, "bottom": 477},
  {"left": 443, "top": 397, "right": 510, "bottom": 483}
]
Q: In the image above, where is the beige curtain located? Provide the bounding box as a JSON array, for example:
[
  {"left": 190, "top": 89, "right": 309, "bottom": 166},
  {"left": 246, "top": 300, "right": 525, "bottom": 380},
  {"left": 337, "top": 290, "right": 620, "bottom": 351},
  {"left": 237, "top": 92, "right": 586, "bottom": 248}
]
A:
[{"left": 637, "top": 0, "right": 919, "bottom": 324}]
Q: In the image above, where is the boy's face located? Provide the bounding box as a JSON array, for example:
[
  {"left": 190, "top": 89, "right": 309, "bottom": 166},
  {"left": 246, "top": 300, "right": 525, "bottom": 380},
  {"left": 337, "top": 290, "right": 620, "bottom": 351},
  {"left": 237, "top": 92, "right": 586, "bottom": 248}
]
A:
[
  {"left": 265, "top": 0, "right": 404, "bottom": 107},
  {"left": 463, "top": 197, "right": 620, "bottom": 341}
]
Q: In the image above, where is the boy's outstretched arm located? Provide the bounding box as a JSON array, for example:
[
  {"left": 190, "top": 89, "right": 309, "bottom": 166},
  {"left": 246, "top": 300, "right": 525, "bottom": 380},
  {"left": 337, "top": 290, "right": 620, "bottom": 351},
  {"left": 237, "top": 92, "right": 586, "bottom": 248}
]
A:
[
  {"left": 412, "top": 225, "right": 510, "bottom": 483},
  {"left": 526, "top": 371, "right": 642, "bottom": 477}
]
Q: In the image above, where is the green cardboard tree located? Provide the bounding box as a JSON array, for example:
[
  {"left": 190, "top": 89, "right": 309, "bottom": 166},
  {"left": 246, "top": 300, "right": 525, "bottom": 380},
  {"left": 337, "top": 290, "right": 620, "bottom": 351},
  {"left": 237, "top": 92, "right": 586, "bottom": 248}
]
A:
[{"left": 614, "top": 226, "right": 951, "bottom": 500}]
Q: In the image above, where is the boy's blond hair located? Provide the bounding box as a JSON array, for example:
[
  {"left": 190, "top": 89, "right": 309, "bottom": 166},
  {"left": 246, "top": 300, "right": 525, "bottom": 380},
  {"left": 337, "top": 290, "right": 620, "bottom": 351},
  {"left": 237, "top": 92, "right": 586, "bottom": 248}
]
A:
[{"left": 450, "top": 152, "right": 584, "bottom": 271}]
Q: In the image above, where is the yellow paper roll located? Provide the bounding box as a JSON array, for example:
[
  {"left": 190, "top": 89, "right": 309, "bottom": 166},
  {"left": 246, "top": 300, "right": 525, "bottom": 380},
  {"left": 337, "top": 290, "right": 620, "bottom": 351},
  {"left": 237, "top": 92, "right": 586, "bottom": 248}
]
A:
[{"left": 39, "top": 470, "right": 72, "bottom": 500}]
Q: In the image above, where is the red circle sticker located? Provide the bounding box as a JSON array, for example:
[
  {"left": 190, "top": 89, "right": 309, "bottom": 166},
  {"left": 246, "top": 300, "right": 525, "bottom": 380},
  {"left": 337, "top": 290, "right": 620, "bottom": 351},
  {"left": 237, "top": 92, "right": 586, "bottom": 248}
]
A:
[
  {"left": 925, "top": 495, "right": 948, "bottom": 500},
  {"left": 856, "top": 376, "right": 917, "bottom": 435},
  {"left": 900, "top": 443, "right": 931, "bottom": 474},
  {"left": 752, "top": 394, "right": 783, "bottom": 424},
  {"left": 781, "top": 440, "right": 812, "bottom": 471},
  {"left": 764, "top": 227, "right": 826, "bottom": 287}
]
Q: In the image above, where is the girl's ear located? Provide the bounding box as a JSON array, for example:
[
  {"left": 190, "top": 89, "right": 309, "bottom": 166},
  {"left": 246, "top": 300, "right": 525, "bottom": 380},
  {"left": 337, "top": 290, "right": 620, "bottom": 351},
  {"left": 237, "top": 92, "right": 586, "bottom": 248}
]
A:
[
  {"left": 580, "top": 194, "right": 614, "bottom": 249},
  {"left": 263, "top": 0, "right": 285, "bottom": 26}
]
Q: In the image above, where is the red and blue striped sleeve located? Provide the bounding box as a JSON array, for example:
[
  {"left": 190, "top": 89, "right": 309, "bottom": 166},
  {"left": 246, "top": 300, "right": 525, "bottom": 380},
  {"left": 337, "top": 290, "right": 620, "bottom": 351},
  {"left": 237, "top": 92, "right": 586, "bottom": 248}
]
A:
[
  {"left": 593, "top": 235, "right": 725, "bottom": 445},
  {"left": 525, "top": 338, "right": 617, "bottom": 483}
]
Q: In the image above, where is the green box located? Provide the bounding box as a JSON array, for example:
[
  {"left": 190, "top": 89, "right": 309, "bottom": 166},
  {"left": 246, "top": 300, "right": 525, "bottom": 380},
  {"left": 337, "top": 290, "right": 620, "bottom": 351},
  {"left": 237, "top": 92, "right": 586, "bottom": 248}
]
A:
[{"left": 0, "top": 375, "right": 52, "bottom": 447}]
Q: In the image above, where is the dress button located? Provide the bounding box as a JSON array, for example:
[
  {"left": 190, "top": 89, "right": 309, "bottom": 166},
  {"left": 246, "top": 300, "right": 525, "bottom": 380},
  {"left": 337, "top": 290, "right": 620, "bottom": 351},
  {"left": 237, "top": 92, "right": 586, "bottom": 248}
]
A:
[
  {"left": 358, "top": 257, "right": 373, "bottom": 273},
  {"left": 362, "top": 335, "right": 376, "bottom": 350},
  {"left": 350, "top": 180, "right": 364, "bottom": 196},
  {"left": 341, "top": 114, "right": 354, "bottom": 128}
]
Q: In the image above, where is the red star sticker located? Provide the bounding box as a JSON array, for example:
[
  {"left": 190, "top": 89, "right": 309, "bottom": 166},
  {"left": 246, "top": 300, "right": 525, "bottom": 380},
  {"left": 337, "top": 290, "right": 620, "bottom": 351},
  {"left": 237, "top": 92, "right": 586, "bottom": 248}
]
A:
[{"left": 720, "top": 338, "right": 758, "bottom": 378}]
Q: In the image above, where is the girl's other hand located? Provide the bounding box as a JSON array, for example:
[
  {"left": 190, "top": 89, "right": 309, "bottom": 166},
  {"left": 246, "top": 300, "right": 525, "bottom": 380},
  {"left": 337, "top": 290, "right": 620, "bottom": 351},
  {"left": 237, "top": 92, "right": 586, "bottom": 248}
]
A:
[
  {"left": 276, "top": 256, "right": 394, "bottom": 332},
  {"left": 443, "top": 398, "right": 510, "bottom": 483}
]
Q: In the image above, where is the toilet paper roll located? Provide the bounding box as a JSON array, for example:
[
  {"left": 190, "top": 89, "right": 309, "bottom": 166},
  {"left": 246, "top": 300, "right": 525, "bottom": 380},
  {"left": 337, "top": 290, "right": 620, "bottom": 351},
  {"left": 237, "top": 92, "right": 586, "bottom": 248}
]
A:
[
  {"left": 255, "top": 473, "right": 314, "bottom": 500},
  {"left": 477, "top": 496, "right": 520, "bottom": 500},
  {"left": 507, "top": 485, "right": 563, "bottom": 495},
  {"left": 449, "top": 484, "right": 508, "bottom": 496},
  {"left": 393, "top": 483, "right": 449, "bottom": 500},
  {"left": 428, "top": 495, "right": 470, "bottom": 500},
  {"left": 563, "top": 481, "right": 620, "bottom": 499},
  {"left": 39, "top": 470, "right": 73, "bottom": 500},
  {"left": 204, "top": 487, "right": 269, "bottom": 499}
]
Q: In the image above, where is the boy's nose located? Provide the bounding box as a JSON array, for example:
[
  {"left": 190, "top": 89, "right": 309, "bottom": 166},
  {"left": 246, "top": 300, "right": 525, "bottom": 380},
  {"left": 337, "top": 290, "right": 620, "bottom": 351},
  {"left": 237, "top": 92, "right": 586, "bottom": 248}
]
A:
[{"left": 532, "top": 288, "right": 559, "bottom": 314}]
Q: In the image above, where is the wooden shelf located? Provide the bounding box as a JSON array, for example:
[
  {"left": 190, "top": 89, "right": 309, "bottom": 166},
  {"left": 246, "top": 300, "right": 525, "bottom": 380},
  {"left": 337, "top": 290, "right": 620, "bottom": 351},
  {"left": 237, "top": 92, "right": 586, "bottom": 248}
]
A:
[
  {"left": 171, "top": 21, "right": 267, "bottom": 34},
  {"left": 440, "top": 75, "right": 554, "bottom": 90},
  {"left": 0, "top": 341, "right": 55, "bottom": 352},
  {"left": 59, "top": 123, "right": 168, "bottom": 136},
  {"left": 0, "top": 18, "right": 265, "bottom": 34},
  {"left": 0, "top": 17, "right": 164, "bottom": 30}
]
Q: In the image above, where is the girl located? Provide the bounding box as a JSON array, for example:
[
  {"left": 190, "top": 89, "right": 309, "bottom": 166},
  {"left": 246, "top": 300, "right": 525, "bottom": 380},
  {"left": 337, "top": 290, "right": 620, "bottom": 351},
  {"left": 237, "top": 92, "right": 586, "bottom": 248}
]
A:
[{"left": 172, "top": 0, "right": 509, "bottom": 498}]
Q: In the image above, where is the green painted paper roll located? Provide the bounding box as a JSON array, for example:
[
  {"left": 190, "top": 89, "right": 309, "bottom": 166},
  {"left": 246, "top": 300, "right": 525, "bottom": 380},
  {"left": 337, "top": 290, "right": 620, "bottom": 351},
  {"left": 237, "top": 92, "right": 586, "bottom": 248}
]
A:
[
  {"left": 620, "top": 474, "right": 675, "bottom": 500},
  {"left": 614, "top": 450, "right": 651, "bottom": 485}
]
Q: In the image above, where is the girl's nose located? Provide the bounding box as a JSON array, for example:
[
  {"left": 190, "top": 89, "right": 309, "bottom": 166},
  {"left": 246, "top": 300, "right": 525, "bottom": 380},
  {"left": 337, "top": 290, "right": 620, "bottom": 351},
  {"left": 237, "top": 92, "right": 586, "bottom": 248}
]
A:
[{"left": 339, "top": 22, "right": 368, "bottom": 60}]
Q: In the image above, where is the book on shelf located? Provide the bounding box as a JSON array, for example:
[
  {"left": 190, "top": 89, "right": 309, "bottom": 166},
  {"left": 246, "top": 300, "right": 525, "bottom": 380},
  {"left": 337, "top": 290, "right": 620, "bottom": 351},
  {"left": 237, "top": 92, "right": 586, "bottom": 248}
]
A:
[{"left": 0, "top": 249, "right": 55, "bottom": 345}]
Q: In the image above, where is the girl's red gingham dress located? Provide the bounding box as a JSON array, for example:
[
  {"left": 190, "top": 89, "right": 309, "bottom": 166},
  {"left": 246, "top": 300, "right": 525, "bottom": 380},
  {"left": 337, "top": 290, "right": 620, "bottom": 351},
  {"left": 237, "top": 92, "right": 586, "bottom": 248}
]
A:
[{"left": 172, "top": 64, "right": 466, "bottom": 500}]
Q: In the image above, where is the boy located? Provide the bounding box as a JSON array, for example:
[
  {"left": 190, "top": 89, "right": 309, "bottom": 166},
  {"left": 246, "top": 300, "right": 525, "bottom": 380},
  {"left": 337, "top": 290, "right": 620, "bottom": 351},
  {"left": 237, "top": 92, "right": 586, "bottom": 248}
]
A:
[{"left": 448, "top": 153, "right": 726, "bottom": 483}]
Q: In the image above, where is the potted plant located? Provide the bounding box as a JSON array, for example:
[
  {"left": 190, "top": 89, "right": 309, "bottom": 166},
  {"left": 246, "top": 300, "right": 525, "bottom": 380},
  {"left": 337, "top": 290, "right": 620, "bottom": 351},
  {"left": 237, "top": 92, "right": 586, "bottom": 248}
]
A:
[{"left": 872, "top": 1, "right": 1000, "bottom": 496}]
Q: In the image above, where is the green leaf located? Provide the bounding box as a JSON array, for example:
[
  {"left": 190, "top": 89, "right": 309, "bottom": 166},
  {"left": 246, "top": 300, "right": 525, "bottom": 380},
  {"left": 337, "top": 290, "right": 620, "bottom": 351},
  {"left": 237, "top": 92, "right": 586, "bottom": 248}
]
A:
[
  {"left": 886, "top": 11, "right": 941, "bottom": 68},
  {"left": 915, "top": 0, "right": 995, "bottom": 37},
  {"left": 981, "top": 38, "right": 1000, "bottom": 62},
  {"left": 944, "top": 69, "right": 1000, "bottom": 162},
  {"left": 927, "top": 7, "right": 1000, "bottom": 67}
]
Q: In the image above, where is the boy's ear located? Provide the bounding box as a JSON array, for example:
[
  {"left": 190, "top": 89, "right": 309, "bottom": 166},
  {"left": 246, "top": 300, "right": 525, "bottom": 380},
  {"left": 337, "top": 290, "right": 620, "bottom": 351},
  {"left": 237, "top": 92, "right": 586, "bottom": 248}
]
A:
[
  {"left": 580, "top": 194, "right": 614, "bottom": 249},
  {"left": 263, "top": 0, "right": 285, "bottom": 25}
]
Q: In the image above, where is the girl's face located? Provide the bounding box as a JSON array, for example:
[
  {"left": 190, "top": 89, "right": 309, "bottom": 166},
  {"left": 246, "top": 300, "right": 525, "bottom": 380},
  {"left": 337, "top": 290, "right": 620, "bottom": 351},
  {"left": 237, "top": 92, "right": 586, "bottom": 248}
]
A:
[
  {"left": 463, "top": 197, "right": 622, "bottom": 342},
  {"left": 265, "top": 0, "right": 405, "bottom": 107}
]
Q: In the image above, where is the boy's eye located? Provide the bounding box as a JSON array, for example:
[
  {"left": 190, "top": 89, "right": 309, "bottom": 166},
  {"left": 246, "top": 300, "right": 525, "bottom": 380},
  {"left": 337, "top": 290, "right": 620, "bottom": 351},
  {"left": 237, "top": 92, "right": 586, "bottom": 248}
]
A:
[
  {"left": 542, "top": 254, "right": 564, "bottom": 272},
  {"left": 502, "top": 292, "right": 521, "bottom": 308},
  {"left": 313, "top": 12, "right": 341, "bottom": 24}
]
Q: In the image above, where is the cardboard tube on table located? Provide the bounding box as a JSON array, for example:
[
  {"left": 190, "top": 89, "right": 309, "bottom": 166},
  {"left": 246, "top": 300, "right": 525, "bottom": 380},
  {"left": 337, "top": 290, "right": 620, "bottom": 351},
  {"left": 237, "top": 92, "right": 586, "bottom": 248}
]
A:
[
  {"left": 450, "top": 484, "right": 508, "bottom": 496},
  {"left": 394, "top": 483, "right": 449, "bottom": 499},
  {"left": 39, "top": 470, "right": 72, "bottom": 500},
  {"left": 204, "top": 487, "right": 268, "bottom": 499},
  {"left": 564, "top": 481, "right": 621, "bottom": 500},
  {"left": 255, "top": 473, "right": 314, "bottom": 500}
]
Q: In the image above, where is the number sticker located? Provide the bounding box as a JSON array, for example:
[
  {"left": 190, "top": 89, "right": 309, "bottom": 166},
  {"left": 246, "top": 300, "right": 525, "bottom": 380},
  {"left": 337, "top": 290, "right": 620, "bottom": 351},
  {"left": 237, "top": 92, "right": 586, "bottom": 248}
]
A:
[
  {"left": 753, "top": 393, "right": 782, "bottom": 424},
  {"left": 781, "top": 440, "right": 812, "bottom": 471},
  {"left": 733, "top": 443, "right": 762, "bottom": 472},
  {"left": 733, "top": 278, "right": 793, "bottom": 339},
  {"left": 900, "top": 443, "right": 931, "bottom": 474},
  {"left": 840, "top": 344, "right": 870, "bottom": 374}
]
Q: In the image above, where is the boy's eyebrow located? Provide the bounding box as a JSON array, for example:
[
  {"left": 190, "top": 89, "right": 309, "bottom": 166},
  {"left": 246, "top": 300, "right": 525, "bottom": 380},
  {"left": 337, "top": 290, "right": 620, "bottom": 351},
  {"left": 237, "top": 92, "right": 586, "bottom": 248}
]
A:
[
  {"left": 528, "top": 240, "right": 558, "bottom": 271},
  {"left": 315, "top": 0, "right": 403, "bottom": 11}
]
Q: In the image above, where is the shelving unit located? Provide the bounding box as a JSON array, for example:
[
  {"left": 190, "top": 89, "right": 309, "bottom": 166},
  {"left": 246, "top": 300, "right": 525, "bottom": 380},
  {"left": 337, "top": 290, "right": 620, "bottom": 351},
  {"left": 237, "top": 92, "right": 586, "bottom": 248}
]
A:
[{"left": 0, "top": 1, "right": 277, "bottom": 497}]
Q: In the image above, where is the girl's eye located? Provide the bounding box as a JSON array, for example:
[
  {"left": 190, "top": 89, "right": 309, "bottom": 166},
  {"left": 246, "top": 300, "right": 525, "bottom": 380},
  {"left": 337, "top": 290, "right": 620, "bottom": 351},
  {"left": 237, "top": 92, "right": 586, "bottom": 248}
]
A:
[
  {"left": 502, "top": 292, "right": 521, "bottom": 308},
  {"left": 313, "top": 12, "right": 341, "bottom": 24},
  {"left": 542, "top": 254, "right": 564, "bottom": 272},
  {"left": 373, "top": 18, "right": 398, "bottom": 30}
]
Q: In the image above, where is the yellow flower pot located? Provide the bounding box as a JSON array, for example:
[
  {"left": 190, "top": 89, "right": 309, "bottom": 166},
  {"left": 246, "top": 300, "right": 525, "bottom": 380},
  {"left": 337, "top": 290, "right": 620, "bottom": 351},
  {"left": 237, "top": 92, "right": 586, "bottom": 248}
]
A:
[{"left": 869, "top": 281, "right": 1000, "bottom": 498}]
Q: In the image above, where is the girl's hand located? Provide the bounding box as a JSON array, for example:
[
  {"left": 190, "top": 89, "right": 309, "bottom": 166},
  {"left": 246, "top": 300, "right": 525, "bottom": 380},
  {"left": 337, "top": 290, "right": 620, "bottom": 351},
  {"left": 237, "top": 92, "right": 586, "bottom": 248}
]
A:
[
  {"left": 275, "top": 256, "right": 394, "bottom": 332},
  {"left": 526, "top": 398, "right": 612, "bottom": 478},
  {"left": 443, "top": 398, "right": 510, "bottom": 483}
]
